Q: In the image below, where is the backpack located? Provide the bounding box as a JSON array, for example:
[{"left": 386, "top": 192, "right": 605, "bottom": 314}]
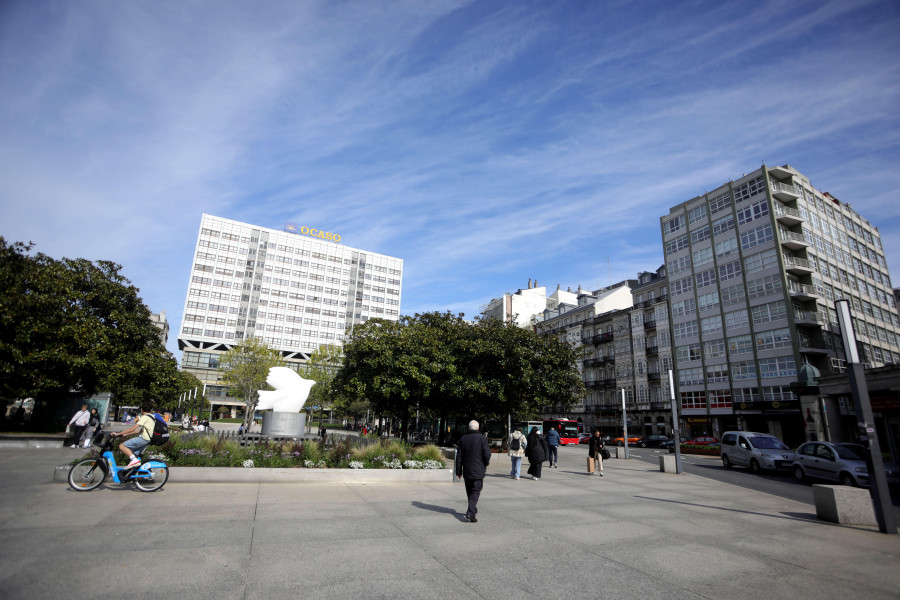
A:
[
  {"left": 149, "top": 414, "right": 170, "bottom": 446},
  {"left": 510, "top": 436, "right": 521, "bottom": 451}
]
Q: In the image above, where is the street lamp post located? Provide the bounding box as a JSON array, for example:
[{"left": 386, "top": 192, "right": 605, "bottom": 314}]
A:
[
  {"left": 621, "top": 388, "right": 630, "bottom": 459},
  {"left": 835, "top": 299, "right": 896, "bottom": 534},
  {"left": 668, "top": 369, "right": 683, "bottom": 473}
]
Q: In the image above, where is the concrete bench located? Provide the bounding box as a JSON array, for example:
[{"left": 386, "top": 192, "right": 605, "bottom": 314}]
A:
[
  {"left": 812, "top": 484, "right": 876, "bottom": 526},
  {"left": 659, "top": 454, "right": 677, "bottom": 473}
]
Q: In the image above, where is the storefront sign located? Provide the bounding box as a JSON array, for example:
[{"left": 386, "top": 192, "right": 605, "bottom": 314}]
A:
[{"left": 284, "top": 223, "right": 341, "bottom": 242}]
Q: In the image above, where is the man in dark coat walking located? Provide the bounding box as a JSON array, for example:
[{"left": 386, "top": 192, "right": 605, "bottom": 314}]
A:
[{"left": 455, "top": 420, "right": 491, "bottom": 523}]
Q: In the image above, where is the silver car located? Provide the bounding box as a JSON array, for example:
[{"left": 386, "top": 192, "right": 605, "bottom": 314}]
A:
[
  {"left": 720, "top": 431, "right": 792, "bottom": 473},
  {"left": 792, "top": 441, "right": 899, "bottom": 487}
]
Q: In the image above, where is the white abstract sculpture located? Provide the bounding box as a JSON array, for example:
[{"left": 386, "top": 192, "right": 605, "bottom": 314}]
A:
[{"left": 256, "top": 367, "right": 316, "bottom": 413}]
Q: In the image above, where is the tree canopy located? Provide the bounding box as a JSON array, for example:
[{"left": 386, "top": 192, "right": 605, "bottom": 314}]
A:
[
  {"left": 336, "top": 312, "right": 585, "bottom": 441},
  {"left": 217, "top": 337, "right": 285, "bottom": 429},
  {"left": 0, "top": 238, "right": 181, "bottom": 411},
  {"left": 301, "top": 344, "right": 343, "bottom": 426}
]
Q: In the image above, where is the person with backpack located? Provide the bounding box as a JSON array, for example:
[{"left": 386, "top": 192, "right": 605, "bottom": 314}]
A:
[
  {"left": 111, "top": 402, "right": 156, "bottom": 468},
  {"left": 508, "top": 427, "right": 527, "bottom": 479}
]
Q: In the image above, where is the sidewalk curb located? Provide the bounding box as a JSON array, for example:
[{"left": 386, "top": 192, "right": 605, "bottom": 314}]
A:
[{"left": 53, "top": 464, "right": 453, "bottom": 484}]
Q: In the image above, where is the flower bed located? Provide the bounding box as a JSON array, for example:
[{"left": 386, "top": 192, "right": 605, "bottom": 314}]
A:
[
  {"left": 154, "top": 434, "right": 446, "bottom": 469},
  {"left": 679, "top": 445, "right": 720, "bottom": 456}
]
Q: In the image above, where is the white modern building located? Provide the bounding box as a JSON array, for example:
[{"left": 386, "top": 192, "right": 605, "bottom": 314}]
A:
[
  {"left": 482, "top": 280, "right": 578, "bottom": 328},
  {"left": 661, "top": 164, "right": 899, "bottom": 445},
  {"left": 178, "top": 214, "right": 403, "bottom": 412}
]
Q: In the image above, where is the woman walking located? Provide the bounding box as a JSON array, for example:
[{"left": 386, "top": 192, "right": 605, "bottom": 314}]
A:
[
  {"left": 508, "top": 427, "right": 527, "bottom": 479},
  {"left": 526, "top": 427, "right": 547, "bottom": 480},
  {"left": 80, "top": 408, "right": 101, "bottom": 448},
  {"left": 588, "top": 430, "right": 605, "bottom": 476}
]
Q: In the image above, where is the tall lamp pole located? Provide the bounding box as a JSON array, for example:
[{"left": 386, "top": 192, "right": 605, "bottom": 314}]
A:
[
  {"left": 835, "top": 299, "right": 896, "bottom": 534},
  {"left": 621, "top": 388, "right": 630, "bottom": 459},
  {"left": 668, "top": 369, "right": 683, "bottom": 473}
]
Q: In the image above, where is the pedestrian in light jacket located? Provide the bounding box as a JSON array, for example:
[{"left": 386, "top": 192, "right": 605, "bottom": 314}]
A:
[{"left": 508, "top": 428, "right": 527, "bottom": 480}]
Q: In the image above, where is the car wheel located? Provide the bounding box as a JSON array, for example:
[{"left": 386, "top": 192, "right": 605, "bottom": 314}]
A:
[
  {"left": 639, "top": 442, "right": 647, "bottom": 448},
  {"left": 617, "top": 441, "right": 623, "bottom": 446},
  {"left": 793, "top": 465, "right": 805, "bottom": 482},
  {"left": 839, "top": 472, "right": 857, "bottom": 487},
  {"left": 722, "top": 455, "right": 732, "bottom": 469},
  {"left": 749, "top": 459, "right": 761, "bottom": 474}
]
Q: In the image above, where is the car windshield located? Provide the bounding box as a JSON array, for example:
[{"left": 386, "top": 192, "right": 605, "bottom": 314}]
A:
[
  {"left": 749, "top": 437, "right": 786, "bottom": 450},
  {"left": 834, "top": 445, "right": 866, "bottom": 461}
]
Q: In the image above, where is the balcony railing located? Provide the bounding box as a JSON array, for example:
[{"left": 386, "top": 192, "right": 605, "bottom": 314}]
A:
[
  {"left": 788, "top": 282, "right": 819, "bottom": 299},
  {"left": 771, "top": 181, "right": 801, "bottom": 200},
  {"left": 794, "top": 311, "right": 824, "bottom": 326},
  {"left": 644, "top": 320, "right": 657, "bottom": 330},
  {"left": 782, "top": 256, "right": 813, "bottom": 273},
  {"left": 799, "top": 338, "right": 831, "bottom": 353},
  {"left": 774, "top": 203, "right": 804, "bottom": 225},
  {"left": 647, "top": 372, "right": 661, "bottom": 382},
  {"left": 645, "top": 345, "right": 659, "bottom": 356},
  {"left": 779, "top": 229, "right": 809, "bottom": 248},
  {"left": 592, "top": 332, "right": 614, "bottom": 344}
]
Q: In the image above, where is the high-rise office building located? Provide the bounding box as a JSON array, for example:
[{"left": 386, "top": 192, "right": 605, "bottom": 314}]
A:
[
  {"left": 661, "top": 165, "right": 899, "bottom": 444},
  {"left": 178, "top": 214, "right": 403, "bottom": 413}
]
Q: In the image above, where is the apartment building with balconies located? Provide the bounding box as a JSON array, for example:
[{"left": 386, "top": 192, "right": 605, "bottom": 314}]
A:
[
  {"left": 534, "top": 280, "right": 635, "bottom": 425},
  {"left": 661, "top": 165, "right": 899, "bottom": 445}
]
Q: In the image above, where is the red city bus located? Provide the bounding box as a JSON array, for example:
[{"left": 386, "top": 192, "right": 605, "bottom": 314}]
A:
[{"left": 542, "top": 419, "right": 580, "bottom": 445}]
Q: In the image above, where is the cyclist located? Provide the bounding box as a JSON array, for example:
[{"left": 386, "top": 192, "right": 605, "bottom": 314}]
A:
[{"left": 111, "top": 402, "right": 155, "bottom": 469}]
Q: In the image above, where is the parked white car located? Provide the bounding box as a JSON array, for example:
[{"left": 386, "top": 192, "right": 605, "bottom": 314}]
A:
[{"left": 720, "top": 431, "right": 792, "bottom": 473}]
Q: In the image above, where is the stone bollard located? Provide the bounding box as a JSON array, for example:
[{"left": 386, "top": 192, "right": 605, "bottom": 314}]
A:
[
  {"left": 812, "top": 484, "right": 876, "bottom": 526},
  {"left": 659, "top": 455, "right": 677, "bottom": 473}
]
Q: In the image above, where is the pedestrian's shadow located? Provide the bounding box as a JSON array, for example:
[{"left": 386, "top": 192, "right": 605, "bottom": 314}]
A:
[{"left": 411, "top": 501, "right": 468, "bottom": 522}]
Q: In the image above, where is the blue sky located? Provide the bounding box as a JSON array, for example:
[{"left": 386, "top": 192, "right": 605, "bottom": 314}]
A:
[{"left": 2, "top": 0, "right": 899, "bottom": 360}]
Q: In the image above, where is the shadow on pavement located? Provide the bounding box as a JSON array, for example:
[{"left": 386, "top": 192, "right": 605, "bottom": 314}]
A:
[
  {"left": 411, "top": 501, "right": 468, "bottom": 522},
  {"left": 632, "top": 495, "right": 876, "bottom": 529}
]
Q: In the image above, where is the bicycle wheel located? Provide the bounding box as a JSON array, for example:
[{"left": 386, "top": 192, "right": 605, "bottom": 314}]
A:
[
  {"left": 68, "top": 458, "right": 107, "bottom": 491},
  {"left": 133, "top": 464, "right": 169, "bottom": 492}
]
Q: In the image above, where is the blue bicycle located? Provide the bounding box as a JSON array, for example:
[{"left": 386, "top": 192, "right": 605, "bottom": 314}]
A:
[{"left": 67, "top": 433, "right": 169, "bottom": 492}]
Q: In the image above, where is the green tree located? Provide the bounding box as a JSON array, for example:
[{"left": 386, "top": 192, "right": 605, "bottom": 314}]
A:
[
  {"left": 301, "top": 344, "right": 342, "bottom": 429},
  {"left": 218, "top": 337, "right": 285, "bottom": 429},
  {"left": 336, "top": 312, "right": 585, "bottom": 442},
  {"left": 0, "top": 238, "right": 177, "bottom": 412}
]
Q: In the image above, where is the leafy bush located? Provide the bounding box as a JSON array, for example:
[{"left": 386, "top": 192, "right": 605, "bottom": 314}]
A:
[{"left": 147, "top": 433, "right": 446, "bottom": 468}]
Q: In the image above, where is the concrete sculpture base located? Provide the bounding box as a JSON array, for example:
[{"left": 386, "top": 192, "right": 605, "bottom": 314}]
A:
[{"left": 261, "top": 412, "right": 306, "bottom": 437}]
